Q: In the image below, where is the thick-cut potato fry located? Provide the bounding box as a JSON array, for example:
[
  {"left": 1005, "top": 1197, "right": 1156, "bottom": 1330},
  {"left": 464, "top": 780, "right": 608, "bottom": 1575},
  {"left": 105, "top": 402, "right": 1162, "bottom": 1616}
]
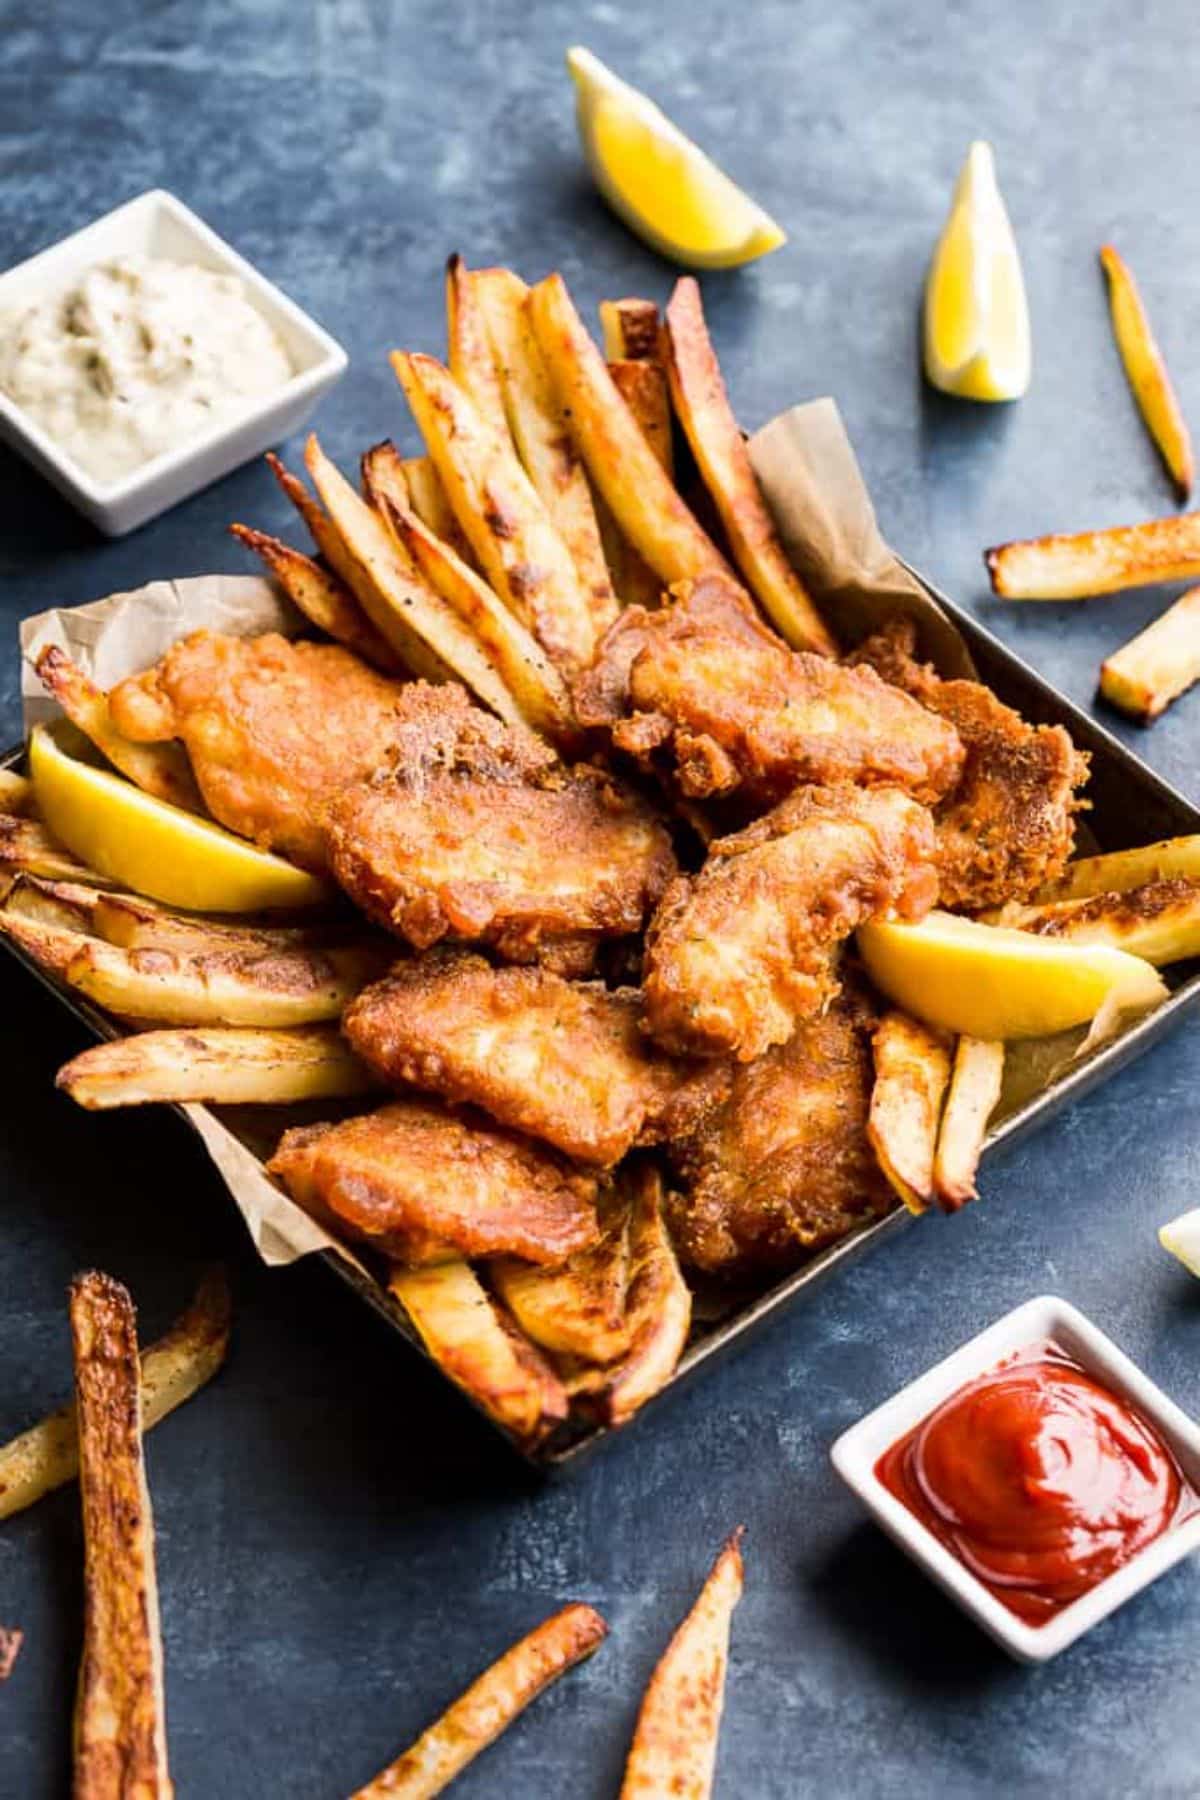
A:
[
  {"left": 445, "top": 253, "right": 510, "bottom": 441},
  {"left": 0, "top": 769, "right": 32, "bottom": 815},
  {"left": 378, "top": 491, "right": 575, "bottom": 742},
  {"left": 985, "top": 512, "right": 1200, "bottom": 600},
  {"left": 392, "top": 351, "right": 598, "bottom": 677},
  {"left": 600, "top": 297, "right": 660, "bottom": 362},
  {"left": 387, "top": 1259, "right": 568, "bottom": 1446},
  {"left": 490, "top": 1193, "right": 633, "bottom": 1364},
  {"left": 303, "top": 436, "right": 530, "bottom": 726},
  {"left": 57, "top": 1025, "right": 374, "bottom": 1110},
  {"left": 33, "top": 645, "right": 203, "bottom": 812},
  {"left": 65, "top": 936, "right": 385, "bottom": 1027},
  {"left": 867, "top": 1012, "right": 953, "bottom": 1215},
  {"left": 932, "top": 1037, "right": 1004, "bottom": 1211},
  {"left": 360, "top": 439, "right": 411, "bottom": 520},
  {"left": 0, "top": 1268, "right": 230, "bottom": 1522},
  {"left": 1099, "top": 584, "right": 1200, "bottom": 721},
  {"left": 90, "top": 890, "right": 332, "bottom": 956},
  {"left": 70, "top": 1271, "right": 172, "bottom": 1800},
  {"left": 1013, "top": 877, "right": 1200, "bottom": 968},
  {"left": 229, "top": 522, "right": 401, "bottom": 672},
  {"left": 664, "top": 279, "right": 836, "bottom": 655},
  {"left": 0, "top": 906, "right": 91, "bottom": 977},
  {"left": 1031, "top": 833, "right": 1200, "bottom": 904},
  {"left": 1101, "top": 245, "right": 1193, "bottom": 500},
  {"left": 4, "top": 872, "right": 97, "bottom": 933},
  {"left": 609, "top": 358, "right": 674, "bottom": 478},
  {"left": 474, "top": 267, "right": 619, "bottom": 638},
  {"left": 0, "top": 1628, "right": 22, "bottom": 1680},
  {"left": 351, "top": 1603, "right": 608, "bottom": 1800},
  {"left": 266, "top": 451, "right": 366, "bottom": 597},
  {"left": 619, "top": 1529, "right": 745, "bottom": 1800},
  {"left": 400, "top": 456, "right": 479, "bottom": 569},
  {"left": 528, "top": 272, "right": 734, "bottom": 590},
  {"left": 0, "top": 813, "right": 101, "bottom": 883}
]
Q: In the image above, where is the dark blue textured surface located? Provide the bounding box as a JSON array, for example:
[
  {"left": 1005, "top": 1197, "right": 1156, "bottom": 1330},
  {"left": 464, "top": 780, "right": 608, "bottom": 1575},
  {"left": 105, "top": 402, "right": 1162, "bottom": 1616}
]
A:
[{"left": 3, "top": 3, "right": 1200, "bottom": 1795}]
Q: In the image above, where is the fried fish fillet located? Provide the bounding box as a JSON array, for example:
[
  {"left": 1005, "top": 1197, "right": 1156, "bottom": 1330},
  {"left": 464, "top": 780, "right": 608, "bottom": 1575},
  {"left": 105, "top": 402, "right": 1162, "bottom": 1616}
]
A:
[
  {"left": 109, "top": 630, "right": 408, "bottom": 871},
  {"left": 574, "top": 577, "right": 964, "bottom": 806},
  {"left": 325, "top": 685, "right": 677, "bottom": 969},
  {"left": 642, "top": 784, "right": 938, "bottom": 1061},
  {"left": 666, "top": 983, "right": 893, "bottom": 1277},
  {"left": 268, "top": 1099, "right": 600, "bottom": 1266},
  {"left": 851, "top": 619, "right": 1090, "bottom": 910},
  {"left": 343, "top": 951, "right": 730, "bottom": 1166}
]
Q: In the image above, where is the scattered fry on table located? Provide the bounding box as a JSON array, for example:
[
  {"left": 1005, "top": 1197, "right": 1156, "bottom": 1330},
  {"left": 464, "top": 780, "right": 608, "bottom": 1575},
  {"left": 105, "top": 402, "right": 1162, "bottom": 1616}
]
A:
[
  {"left": 1099, "top": 583, "right": 1200, "bottom": 721},
  {"left": 868, "top": 1011, "right": 953, "bottom": 1214},
  {"left": 1100, "top": 244, "right": 1193, "bottom": 500},
  {"left": 932, "top": 1038, "right": 1005, "bottom": 1211},
  {"left": 0, "top": 1627, "right": 23, "bottom": 1681},
  {"left": 985, "top": 511, "right": 1200, "bottom": 599}
]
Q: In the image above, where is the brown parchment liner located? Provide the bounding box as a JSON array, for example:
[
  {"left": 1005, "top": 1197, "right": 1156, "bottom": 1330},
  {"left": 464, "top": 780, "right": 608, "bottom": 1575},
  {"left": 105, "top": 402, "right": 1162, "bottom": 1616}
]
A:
[{"left": 12, "top": 401, "right": 1124, "bottom": 1270}]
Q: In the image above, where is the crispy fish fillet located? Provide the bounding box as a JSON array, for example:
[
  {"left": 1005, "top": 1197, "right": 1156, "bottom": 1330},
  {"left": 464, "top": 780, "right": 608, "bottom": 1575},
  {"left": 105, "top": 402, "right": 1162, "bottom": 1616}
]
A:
[
  {"left": 851, "top": 619, "right": 1090, "bottom": 910},
  {"left": 325, "top": 685, "right": 677, "bottom": 969},
  {"left": 109, "top": 630, "right": 408, "bottom": 872},
  {"left": 642, "top": 784, "right": 938, "bottom": 1061},
  {"left": 343, "top": 951, "right": 730, "bottom": 1166},
  {"left": 268, "top": 1099, "right": 600, "bottom": 1266},
  {"left": 574, "top": 577, "right": 964, "bottom": 806},
  {"left": 666, "top": 983, "right": 893, "bottom": 1277}
]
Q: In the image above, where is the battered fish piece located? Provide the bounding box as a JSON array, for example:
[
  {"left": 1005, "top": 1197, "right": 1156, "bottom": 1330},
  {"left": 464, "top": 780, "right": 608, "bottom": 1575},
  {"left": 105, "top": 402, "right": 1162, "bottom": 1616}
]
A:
[
  {"left": 268, "top": 1099, "right": 600, "bottom": 1266},
  {"left": 325, "top": 687, "right": 677, "bottom": 969},
  {"left": 642, "top": 784, "right": 938, "bottom": 1061},
  {"left": 575, "top": 577, "right": 964, "bottom": 806},
  {"left": 343, "top": 951, "right": 730, "bottom": 1166},
  {"left": 851, "top": 619, "right": 1090, "bottom": 910},
  {"left": 666, "top": 984, "right": 894, "bottom": 1278},
  {"left": 109, "top": 630, "right": 408, "bottom": 872}
]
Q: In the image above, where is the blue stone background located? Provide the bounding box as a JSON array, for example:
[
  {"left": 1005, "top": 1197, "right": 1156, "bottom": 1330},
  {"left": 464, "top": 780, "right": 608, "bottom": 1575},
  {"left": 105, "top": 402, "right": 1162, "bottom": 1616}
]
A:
[{"left": 2, "top": 1, "right": 1200, "bottom": 1794}]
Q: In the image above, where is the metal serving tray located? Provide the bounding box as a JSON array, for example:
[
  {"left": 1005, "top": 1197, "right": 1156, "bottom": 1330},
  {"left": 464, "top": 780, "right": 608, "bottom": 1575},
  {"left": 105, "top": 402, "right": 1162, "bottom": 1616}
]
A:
[{"left": 5, "top": 573, "right": 1200, "bottom": 1470}]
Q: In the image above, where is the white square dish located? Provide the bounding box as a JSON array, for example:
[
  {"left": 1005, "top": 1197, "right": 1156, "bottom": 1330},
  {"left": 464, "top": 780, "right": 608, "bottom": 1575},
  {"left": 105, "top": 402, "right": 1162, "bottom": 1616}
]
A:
[
  {"left": 830, "top": 1295, "right": 1200, "bottom": 1663},
  {"left": 0, "top": 189, "right": 347, "bottom": 536}
]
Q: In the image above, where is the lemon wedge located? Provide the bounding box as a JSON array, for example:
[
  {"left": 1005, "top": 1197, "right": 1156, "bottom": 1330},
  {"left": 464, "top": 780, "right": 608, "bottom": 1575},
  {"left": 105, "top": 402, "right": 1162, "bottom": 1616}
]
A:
[
  {"left": 1160, "top": 1207, "right": 1200, "bottom": 1278},
  {"left": 924, "top": 141, "right": 1031, "bottom": 401},
  {"left": 567, "top": 47, "right": 785, "bottom": 270},
  {"left": 857, "top": 910, "right": 1166, "bottom": 1039},
  {"left": 29, "top": 723, "right": 328, "bottom": 913}
]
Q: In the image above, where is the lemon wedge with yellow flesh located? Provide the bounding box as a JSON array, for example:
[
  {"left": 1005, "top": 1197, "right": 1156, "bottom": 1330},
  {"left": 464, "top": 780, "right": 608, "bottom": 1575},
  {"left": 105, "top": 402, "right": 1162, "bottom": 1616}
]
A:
[
  {"left": 567, "top": 46, "right": 785, "bottom": 271},
  {"left": 924, "top": 141, "right": 1031, "bottom": 401},
  {"left": 857, "top": 910, "right": 1166, "bottom": 1040},
  {"left": 29, "top": 723, "right": 328, "bottom": 913},
  {"left": 1159, "top": 1207, "right": 1200, "bottom": 1277}
]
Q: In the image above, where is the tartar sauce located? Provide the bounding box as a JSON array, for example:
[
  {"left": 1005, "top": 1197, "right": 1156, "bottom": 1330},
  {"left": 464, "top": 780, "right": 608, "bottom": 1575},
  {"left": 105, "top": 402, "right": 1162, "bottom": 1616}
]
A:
[{"left": 0, "top": 255, "right": 293, "bottom": 482}]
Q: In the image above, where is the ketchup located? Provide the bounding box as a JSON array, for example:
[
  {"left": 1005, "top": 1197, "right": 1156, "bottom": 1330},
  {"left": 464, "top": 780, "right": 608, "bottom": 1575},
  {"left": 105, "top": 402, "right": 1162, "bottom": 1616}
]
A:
[{"left": 875, "top": 1341, "right": 1196, "bottom": 1624}]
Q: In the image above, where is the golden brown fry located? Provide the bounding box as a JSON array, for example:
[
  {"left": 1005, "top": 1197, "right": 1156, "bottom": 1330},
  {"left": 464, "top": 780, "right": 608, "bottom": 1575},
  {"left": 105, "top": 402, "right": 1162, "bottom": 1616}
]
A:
[
  {"left": 33, "top": 645, "right": 203, "bottom": 811},
  {"left": 664, "top": 278, "right": 836, "bottom": 655},
  {"left": 400, "top": 456, "right": 479, "bottom": 569},
  {"left": 4, "top": 872, "right": 97, "bottom": 933},
  {"left": 0, "top": 906, "right": 90, "bottom": 977},
  {"left": 528, "top": 272, "right": 734, "bottom": 589},
  {"left": 265, "top": 451, "right": 365, "bottom": 597},
  {"left": 1101, "top": 244, "right": 1194, "bottom": 500},
  {"left": 0, "top": 769, "right": 33, "bottom": 815},
  {"left": 445, "top": 253, "right": 511, "bottom": 440},
  {"left": 491, "top": 1191, "right": 633, "bottom": 1364},
  {"left": 985, "top": 511, "right": 1200, "bottom": 600},
  {"left": 359, "top": 439, "right": 411, "bottom": 520},
  {"left": 1012, "top": 877, "right": 1200, "bottom": 968},
  {"left": 392, "top": 351, "right": 598, "bottom": 677},
  {"left": 89, "top": 890, "right": 331, "bottom": 956},
  {"left": 867, "top": 1011, "right": 953, "bottom": 1215},
  {"left": 387, "top": 1259, "right": 568, "bottom": 1446},
  {"left": 609, "top": 358, "right": 674, "bottom": 478},
  {"left": 474, "top": 266, "right": 619, "bottom": 639},
  {"left": 0, "top": 813, "right": 99, "bottom": 883},
  {"left": 932, "top": 1037, "right": 1004, "bottom": 1211},
  {"left": 350, "top": 1603, "right": 608, "bottom": 1800},
  {"left": 57, "top": 1025, "right": 374, "bottom": 1110},
  {"left": 0, "top": 1268, "right": 230, "bottom": 1522},
  {"left": 64, "top": 936, "right": 385, "bottom": 1027},
  {"left": 71, "top": 1271, "right": 172, "bottom": 1800},
  {"left": 228, "top": 522, "right": 401, "bottom": 672},
  {"left": 619, "top": 1529, "right": 745, "bottom": 1800},
  {"left": 600, "top": 297, "right": 660, "bottom": 362},
  {"left": 1099, "top": 584, "right": 1200, "bottom": 721},
  {"left": 0, "top": 1628, "right": 22, "bottom": 1681},
  {"left": 1030, "top": 833, "right": 1200, "bottom": 903}
]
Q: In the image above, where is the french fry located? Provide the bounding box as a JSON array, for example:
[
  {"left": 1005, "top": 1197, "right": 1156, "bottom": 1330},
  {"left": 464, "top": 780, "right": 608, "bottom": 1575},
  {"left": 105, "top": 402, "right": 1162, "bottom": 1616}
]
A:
[
  {"left": 351, "top": 1603, "right": 608, "bottom": 1800},
  {"left": 445, "top": 253, "right": 510, "bottom": 440},
  {"left": 490, "top": 1192, "right": 633, "bottom": 1364},
  {"left": 474, "top": 266, "right": 619, "bottom": 638},
  {"left": 400, "top": 455, "right": 479, "bottom": 569},
  {"left": 33, "top": 645, "right": 203, "bottom": 812},
  {"left": 1013, "top": 878, "right": 1200, "bottom": 968},
  {"left": 609, "top": 358, "right": 674, "bottom": 478},
  {"left": 0, "top": 769, "right": 33, "bottom": 814},
  {"left": 0, "top": 1628, "right": 22, "bottom": 1681},
  {"left": 302, "top": 435, "right": 531, "bottom": 727},
  {"left": 868, "top": 1011, "right": 953, "bottom": 1214},
  {"left": 528, "top": 272, "right": 734, "bottom": 589},
  {"left": 0, "top": 906, "right": 92, "bottom": 977},
  {"left": 89, "top": 890, "right": 334, "bottom": 956},
  {"left": 664, "top": 279, "right": 836, "bottom": 655},
  {"left": 57, "top": 1025, "right": 374, "bottom": 1110},
  {"left": 64, "top": 936, "right": 385, "bottom": 1027},
  {"left": 599, "top": 297, "right": 660, "bottom": 362},
  {"left": 0, "top": 1268, "right": 230, "bottom": 1522},
  {"left": 932, "top": 1038, "right": 1004, "bottom": 1211},
  {"left": 985, "top": 511, "right": 1200, "bottom": 600},
  {"left": 1101, "top": 245, "right": 1193, "bottom": 500},
  {"left": 1031, "top": 833, "right": 1200, "bottom": 903},
  {"left": 619, "top": 1529, "right": 745, "bottom": 1800},
  {"left": 0, "top": 814, "right": 101, "bottom": 884},
  {"left": 387, "top": 1259, "right": 568, "bottom": 1446},
  {"left": 392, "top": 351, "right": 599, "bottom": 676},
  {"left": 265, "top": 451, "right": 367, "bottom": 597},
  {"left": 360, "top": 440, "right": 412, "bottom": 520},
  {"left": 70, "top": 1271, "right": 172, "bottom": 1799},
  {"left": 4, "top": 871, "right": 98, "bottom": 933},
  {"left": 1099, "top": 584, "right": 1200, "bottom": 721},
  {"left": 228, "top": 523, "right": 401, "bottom": 673}
]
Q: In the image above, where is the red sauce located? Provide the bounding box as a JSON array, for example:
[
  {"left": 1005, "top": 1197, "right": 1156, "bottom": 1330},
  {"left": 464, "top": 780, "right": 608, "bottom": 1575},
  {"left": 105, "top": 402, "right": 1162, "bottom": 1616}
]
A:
[{"left": 875, "top": 1340, "right": 1197, "bottom": 1624}]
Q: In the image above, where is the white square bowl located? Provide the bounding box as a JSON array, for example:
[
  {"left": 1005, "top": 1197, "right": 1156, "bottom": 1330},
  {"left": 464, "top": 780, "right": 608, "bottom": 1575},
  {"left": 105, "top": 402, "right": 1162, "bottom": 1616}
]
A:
[
  {"left": 0, "top": 189, "right": 347, "bottom": 536},
  {"left": 831, "top": 1296, "right": 1200, "bottom": 1663}
]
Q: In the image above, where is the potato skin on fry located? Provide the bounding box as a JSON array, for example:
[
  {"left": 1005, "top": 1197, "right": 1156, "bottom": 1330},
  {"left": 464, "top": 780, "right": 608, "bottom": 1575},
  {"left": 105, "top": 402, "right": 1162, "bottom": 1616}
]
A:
[
  {"left": 57, "top": 1025, "right": 375, "bottom": 1110},
  {"left": 1101, "top": 244, "right": 1194, "bottom": 501}
]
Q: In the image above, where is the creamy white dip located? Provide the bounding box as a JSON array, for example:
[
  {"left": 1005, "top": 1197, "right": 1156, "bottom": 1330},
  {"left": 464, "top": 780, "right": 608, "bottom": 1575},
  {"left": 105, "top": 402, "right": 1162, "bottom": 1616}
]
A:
[{"left": 0, "top": 254, "right": 293, "bottom": 482}]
